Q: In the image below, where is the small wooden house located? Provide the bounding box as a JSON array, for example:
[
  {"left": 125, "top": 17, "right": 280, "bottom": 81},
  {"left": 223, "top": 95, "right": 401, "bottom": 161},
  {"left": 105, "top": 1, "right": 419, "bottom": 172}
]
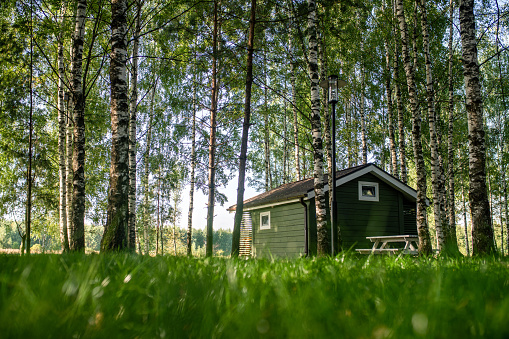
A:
[{"left": 228, "top": 164, "right": 422, "bottom": 258}]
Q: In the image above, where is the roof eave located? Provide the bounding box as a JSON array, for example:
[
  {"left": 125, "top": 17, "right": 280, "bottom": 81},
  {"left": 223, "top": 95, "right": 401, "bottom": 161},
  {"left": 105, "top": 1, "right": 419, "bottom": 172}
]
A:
[{"left": 227, "top": 195, "right": 307, "bottom": 213}]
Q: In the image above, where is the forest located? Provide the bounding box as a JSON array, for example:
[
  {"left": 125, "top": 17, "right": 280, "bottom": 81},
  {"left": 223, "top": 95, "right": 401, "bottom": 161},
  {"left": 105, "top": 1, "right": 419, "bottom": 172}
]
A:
[{"left": 0, "top": 0, "right": 508, "bottom": 256}]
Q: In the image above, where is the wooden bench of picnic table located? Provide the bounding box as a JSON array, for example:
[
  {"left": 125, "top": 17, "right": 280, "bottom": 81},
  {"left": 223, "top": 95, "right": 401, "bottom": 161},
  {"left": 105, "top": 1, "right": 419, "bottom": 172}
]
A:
[
  {"left": 355, "top": 248, "right": 400, "bottom": 255},
  {"left": 356, "top": 235, "right": 419, "bottom": 255}
]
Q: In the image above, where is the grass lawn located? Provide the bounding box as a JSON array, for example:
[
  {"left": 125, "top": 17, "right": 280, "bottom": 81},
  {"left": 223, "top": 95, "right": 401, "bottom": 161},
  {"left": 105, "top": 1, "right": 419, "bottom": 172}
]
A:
[{"left": 0, "top": 253, "right": 508, "bottom": 338}]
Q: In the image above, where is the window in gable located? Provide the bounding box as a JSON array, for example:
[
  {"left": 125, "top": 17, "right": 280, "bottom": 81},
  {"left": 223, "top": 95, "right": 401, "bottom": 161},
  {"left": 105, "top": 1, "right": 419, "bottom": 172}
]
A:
[{"left": 359, "top": 181, "right": 379, "bottom": 202}]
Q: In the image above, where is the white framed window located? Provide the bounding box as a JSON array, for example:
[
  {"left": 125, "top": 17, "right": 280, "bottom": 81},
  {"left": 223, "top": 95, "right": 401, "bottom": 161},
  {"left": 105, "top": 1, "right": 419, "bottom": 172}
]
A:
[
  {"left": 260, "top": 211, "right": 271, "bottom": 230},
  {"left": 358, "top": 181, "right": 379, "bottom": 202}
]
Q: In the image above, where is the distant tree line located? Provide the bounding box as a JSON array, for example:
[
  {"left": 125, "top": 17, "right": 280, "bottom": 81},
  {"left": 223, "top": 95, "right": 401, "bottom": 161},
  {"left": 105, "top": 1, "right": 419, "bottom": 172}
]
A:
[{"left": 0, "top": 219, "right": 232, "bottom": 256}]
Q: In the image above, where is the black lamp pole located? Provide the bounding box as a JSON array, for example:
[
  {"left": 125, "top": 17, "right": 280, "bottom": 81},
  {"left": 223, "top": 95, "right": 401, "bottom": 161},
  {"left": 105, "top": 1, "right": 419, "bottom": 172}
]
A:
[{"left": 321, "top": 75, "right": 346, "bottom": 256}]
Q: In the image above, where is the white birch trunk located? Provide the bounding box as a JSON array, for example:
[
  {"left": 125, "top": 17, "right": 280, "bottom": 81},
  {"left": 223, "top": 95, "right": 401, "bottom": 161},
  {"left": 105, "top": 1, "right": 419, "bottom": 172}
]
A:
[
  {"left": 308, "top": 0, "right": 328, "bottom": 255},
  {"left": 102, "top": 0, "right": 129, "bottom": 251},
  {"left": 57, "top": 1, "right": 69, "bottom": 252},
  {"left": 187, "top": 59, "right": 197, "bottom": 256},
  {"left": 206, "top": 0, "right": 219, "bottom": 257},
  {"left": 142, "top": 84, "right": 155, "bottom": 254},
  {"left": 291, "top": 66, "right": 301, "bottom": 181},
  {"left": 128, "top": 0, "right": 141, "bottom": 252},
  {"left": 390, "top": 0, "right": 406, "bottom": 183},
  {"left": 66, "top": 93, "right": 73, "bottom": 245},
  {"left": 396, "top": 0, "right": 432, "bottom": 255},
  {"left": 69, "top": 0, "right": 87, "bottom": 251},
  {"left": 360, "top": 56, "right": 367, "bottom": 165},
  {"left": 459, "top": 0, "right": 495, "bottom": 254},
  {"left": 447, "top": 0, "right": 457, "bottom": 245},
  {"left": 264, "top": 80, "right": 270, "bottom": 191},
  {"left": 383, "top": 0, "right": 398, "bottom": 177},
  {"left": 419, "top": 0, "right": 444, "bottom": 251},
  {"left": 318, "top": 33, "right": 333, "bottom": 216},
  {"left": 462, "top": 176, "right": 471, "bottom": 256},
  {"left": 392, "top": 0, "right": 407, "bottom": 183}
]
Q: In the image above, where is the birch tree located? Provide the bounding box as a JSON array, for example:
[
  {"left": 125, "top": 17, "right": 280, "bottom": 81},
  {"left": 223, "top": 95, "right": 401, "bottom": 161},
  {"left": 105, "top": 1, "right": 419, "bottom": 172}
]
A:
[
  {"left": 383, "top": 1, "right": 398, "bottom": 177},
  {"left": 459, "top": 0, "right": 495, "bottom": 254},
  {"left": 101, "top": 0, "right": 129, "bottom": 251},
  {"left": 206, "top": 0, "right": 219, "bottom": 257},
  {"left": 318, "top": 30, "right": 333, "bottom": 220},
  {"left": 447, "top": 0, "right": 459, "bottom": 253},
  {"left": 419, "top": 0, "right": 446, "bottom": 252},
  {"left": 128, "top": 0, "right": 142, "bottom": 252},
  {"left": 396, "top": 0, "right": 432, "bottom": 255},
  {"left": 308, "top": 0, "right": 328, "bottom": 255},
  {"left": 57, "top": 1, "right": 69, "bottom": 252},
  {"left": 187, "top": 60, "right": 197, "bottom": 256},
  {"left": 142, "top": 83, "right": 156, "bottom": 254},
  {"left": 392, "top": 0, "right": 407, "bottom": 184},
  {"left": 69, "top": 0, "right": 87, "bottom": 251}
]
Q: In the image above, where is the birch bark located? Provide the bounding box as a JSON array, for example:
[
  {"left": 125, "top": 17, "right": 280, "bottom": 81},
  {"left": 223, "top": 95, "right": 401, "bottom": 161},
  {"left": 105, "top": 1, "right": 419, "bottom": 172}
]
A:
[
  {"left": 142, "top": 84, "right": 155, "bottom": 254},
  {"left": 393, "top": 34, "right": 407, "bottom": 183},
  {"left": 206, "top": 0, "right": 219, "bottom": 257},
  {"left": 360, "top": 58, "right": 367, "bottom": 165},
  {"left": 264, "top": 78, "right": 270, "bottom": 190},
  {"left": 291, "top": 65, "right": 301, "bottom": 181},
  {"left": 459, "top": 0, "right": 495, "bottom": 254},
  {"left": 383, "top": 9, "right": 398, "bottom": 177},
  {"left": 57, "top": 1, "right": 69, "bottom": 252},
  {"left": 289, "top": 16, "right": 300, "bottom": 181},
  {"left": 462, "top": 177, "right": 471, "bottom": 256},
  {"left": 128, "top": 0, "right": 141, "bottom": 252},
  {"left": 396, "top": 0, "right": 432, "bottom": 255},
  {"left": 318, "top": 32, "right": 333, "bottom": 217},
  {"left": 346, "top": 101, "right": 352, "bottom": 167},
  {"left": 308, "top": 0, "right": 328, "bottom": 255},
  {"left": 187, "top": 58, "right": 197, "bottom": 256},
  {"left": 102, "top": 0, "right": 129, "bottom": 251},
  {"left": 447, "top": 0, "right": 457, "bottom": 247},
  {"left": 500, "top": 179, "right": 509, "bottom": 252},
  {"left": 156, "top": 168, "right": 161, "bottom": 255},
  {"left": 419, "top": 0, "right": 445, "bottom": 251},
  {"left": 66, "top": 89, "right": 73, "bottom": 245},
  {"left": 69, "top": 0, "right": 87, "bottom": 251}
]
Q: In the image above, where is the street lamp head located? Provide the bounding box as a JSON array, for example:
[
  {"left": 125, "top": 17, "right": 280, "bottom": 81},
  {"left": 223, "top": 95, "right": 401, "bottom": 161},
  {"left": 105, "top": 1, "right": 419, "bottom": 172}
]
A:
[{"left": 319, "top": 75, "right": 347, "bottom": 104}]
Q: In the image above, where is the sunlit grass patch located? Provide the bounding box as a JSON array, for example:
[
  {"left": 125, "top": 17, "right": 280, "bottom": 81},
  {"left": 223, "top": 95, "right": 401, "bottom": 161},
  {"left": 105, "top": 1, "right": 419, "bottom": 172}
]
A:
[{"left": 0, "top": 254, "right": 508, "bottom": 338}]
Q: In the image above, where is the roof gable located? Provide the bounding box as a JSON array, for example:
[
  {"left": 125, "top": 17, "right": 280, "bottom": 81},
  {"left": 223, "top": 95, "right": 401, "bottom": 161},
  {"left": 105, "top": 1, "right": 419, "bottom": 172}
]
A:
[{"left": 307, "top": 164, "right": 421, "bottom": 203}]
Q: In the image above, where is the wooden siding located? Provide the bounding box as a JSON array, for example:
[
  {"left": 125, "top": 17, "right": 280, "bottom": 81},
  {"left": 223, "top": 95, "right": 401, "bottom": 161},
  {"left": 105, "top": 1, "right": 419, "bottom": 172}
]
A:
[
  {"left": 403, "top": 200, "right": 417, "bottom": 235},
  {"left": 336, "top": 173, "right": 401, "bottom": 249},
  {"left": 251, "top": 203, "right": 306, "bottom": 258}
]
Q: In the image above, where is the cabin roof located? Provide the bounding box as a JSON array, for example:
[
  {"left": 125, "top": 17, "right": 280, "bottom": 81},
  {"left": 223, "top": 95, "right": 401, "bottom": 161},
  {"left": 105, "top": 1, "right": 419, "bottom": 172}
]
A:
[
  {"left": 228, "top": 164, "right": 370, "bottom": 211},
  {"left": 228, "top": 163, "right": 426, "bottom": 212},
  {"left": 228, "top": 163, "right": 421, "bottom": 212}
]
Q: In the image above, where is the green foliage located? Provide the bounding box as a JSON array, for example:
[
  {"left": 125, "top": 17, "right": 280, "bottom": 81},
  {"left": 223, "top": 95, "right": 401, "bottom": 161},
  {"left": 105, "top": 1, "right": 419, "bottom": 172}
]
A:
[
  {"left": 0, "top": 254, "right": 508, "bottom": 338},
  {"left": 0, "top": 220, "right": 22, "bottom": 249}
]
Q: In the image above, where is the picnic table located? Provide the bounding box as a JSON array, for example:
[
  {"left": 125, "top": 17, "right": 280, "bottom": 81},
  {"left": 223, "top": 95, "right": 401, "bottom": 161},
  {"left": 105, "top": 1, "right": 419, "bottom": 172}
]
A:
[{"left": 355, "top": 235, "right": 419, "bottom": 255}]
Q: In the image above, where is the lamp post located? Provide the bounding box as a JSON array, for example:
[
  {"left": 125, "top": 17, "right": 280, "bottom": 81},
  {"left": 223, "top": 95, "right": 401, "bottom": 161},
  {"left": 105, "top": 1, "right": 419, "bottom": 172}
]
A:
[{"left": 320, "top": 75, "right": 346, "bottom": 256}]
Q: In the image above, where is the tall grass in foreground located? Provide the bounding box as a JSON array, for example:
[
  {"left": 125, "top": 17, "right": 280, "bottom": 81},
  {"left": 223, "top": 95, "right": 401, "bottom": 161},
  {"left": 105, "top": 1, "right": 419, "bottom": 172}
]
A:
[{"left": 0, "top": 254, "right": 508, "bottom": 338}]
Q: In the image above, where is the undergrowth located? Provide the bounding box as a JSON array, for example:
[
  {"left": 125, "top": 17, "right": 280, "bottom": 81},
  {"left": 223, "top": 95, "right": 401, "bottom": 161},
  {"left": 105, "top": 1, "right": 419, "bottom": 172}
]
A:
[{"left": 0, "top": 254, "right": 508, "bottom": 338}]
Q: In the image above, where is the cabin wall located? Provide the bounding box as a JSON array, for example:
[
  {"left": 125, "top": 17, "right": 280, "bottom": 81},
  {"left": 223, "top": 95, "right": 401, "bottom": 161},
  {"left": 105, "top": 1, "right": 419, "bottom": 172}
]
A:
[
  {"left": 250, "top": 202, "right": 306, "bottom": 258},
  {"left": 335, "top": 172, "right": 417, "bottom": 249}
]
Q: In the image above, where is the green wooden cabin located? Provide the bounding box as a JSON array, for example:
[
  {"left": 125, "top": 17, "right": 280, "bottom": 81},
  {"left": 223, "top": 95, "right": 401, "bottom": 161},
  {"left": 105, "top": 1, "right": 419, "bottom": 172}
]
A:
[{"left": 228, "top": 164, "right": 423, "bottom": 258}]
